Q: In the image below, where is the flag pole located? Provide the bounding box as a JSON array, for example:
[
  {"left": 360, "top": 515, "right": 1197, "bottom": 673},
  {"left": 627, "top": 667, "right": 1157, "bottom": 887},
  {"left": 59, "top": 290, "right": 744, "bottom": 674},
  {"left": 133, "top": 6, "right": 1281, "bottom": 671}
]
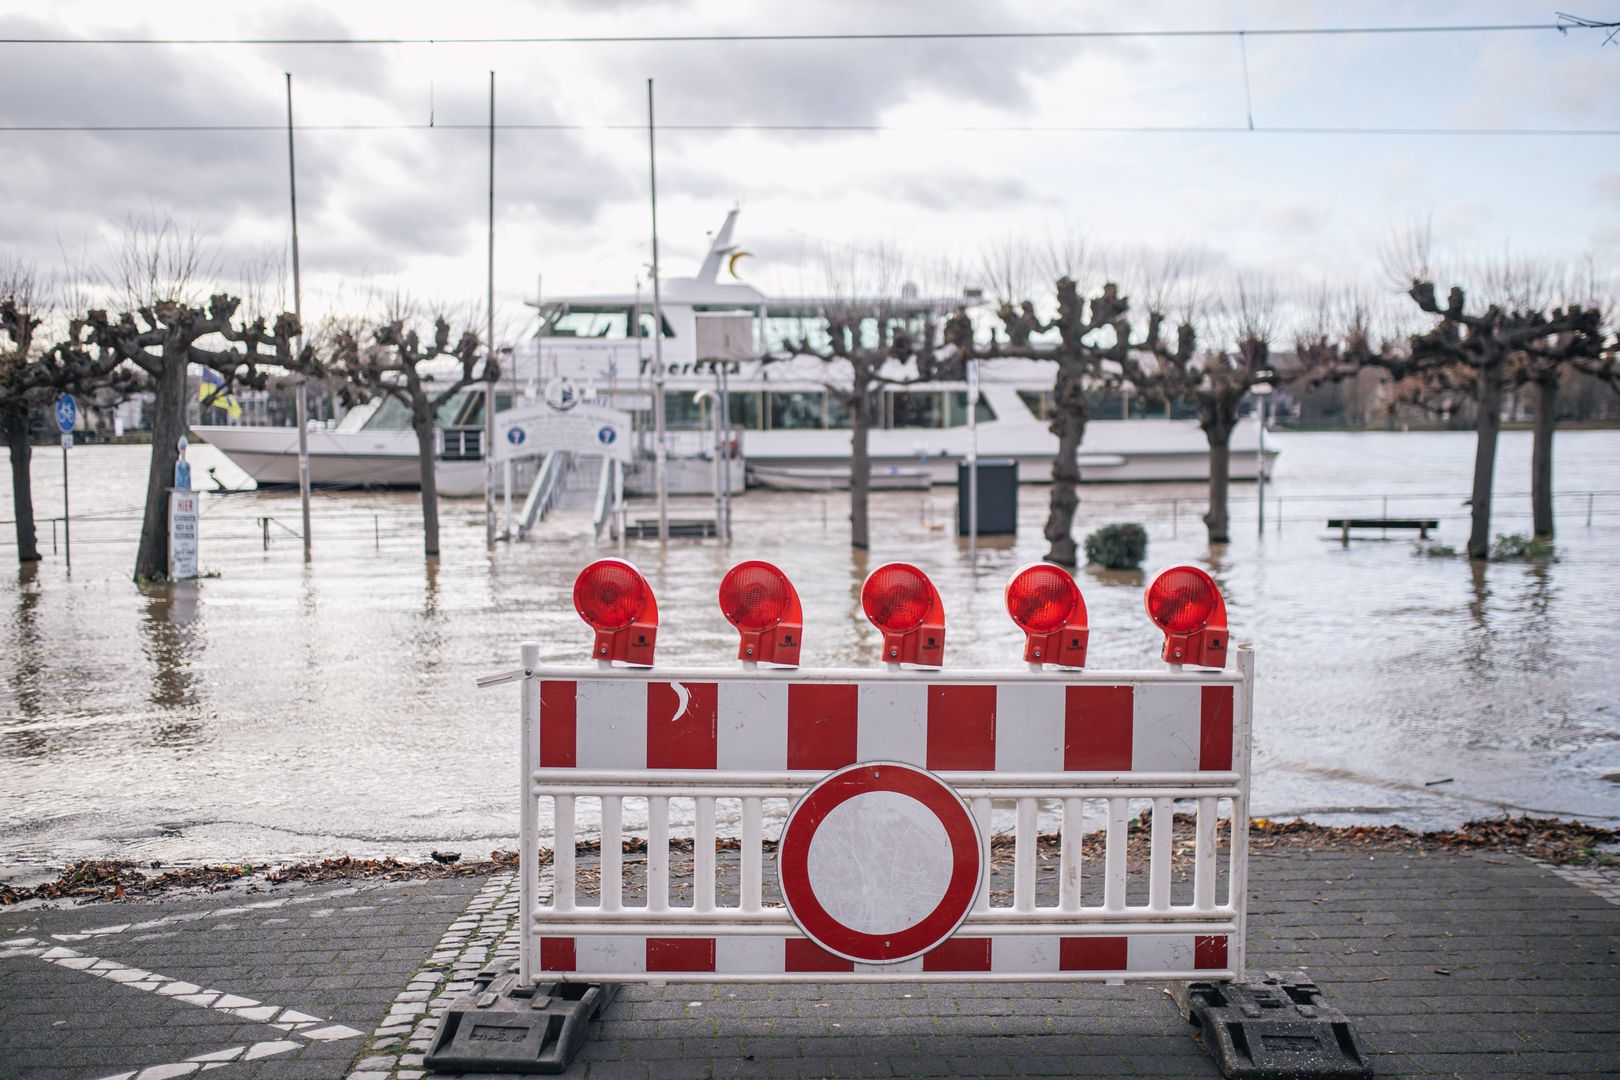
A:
[
  {"left": 647, "top": 78, "right": 669, "bottom": 543},
  {"left": 285, "top": 72, "right": 312, "bottom": 562}
]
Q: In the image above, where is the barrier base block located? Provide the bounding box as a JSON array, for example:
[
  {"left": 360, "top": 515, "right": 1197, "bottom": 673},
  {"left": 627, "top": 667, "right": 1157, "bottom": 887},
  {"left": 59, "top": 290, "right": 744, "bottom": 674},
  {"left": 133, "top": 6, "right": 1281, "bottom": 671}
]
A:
[
  {"left": 424, "top": 968, "right": 618, "bottom": 1075},
  {"left": 1178, "top": 971, "right": 1373, "bottom": 1080}
]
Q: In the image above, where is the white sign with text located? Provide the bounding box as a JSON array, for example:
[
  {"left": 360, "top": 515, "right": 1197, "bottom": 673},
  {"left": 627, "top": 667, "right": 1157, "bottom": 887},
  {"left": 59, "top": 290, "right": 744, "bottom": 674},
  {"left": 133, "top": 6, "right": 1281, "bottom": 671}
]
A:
[
  {"left": 494, "top": 401, "right": 632, "bottom": 464},
  {"left": 169, "top": 490, "right": 199, "bottom": 580}
]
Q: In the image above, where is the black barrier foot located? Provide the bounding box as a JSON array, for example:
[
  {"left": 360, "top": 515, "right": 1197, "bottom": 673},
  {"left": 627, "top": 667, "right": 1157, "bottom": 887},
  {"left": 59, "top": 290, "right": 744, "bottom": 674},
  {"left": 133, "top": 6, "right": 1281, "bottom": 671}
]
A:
[
  {"left": 424, "top": 968, "right": 618, "bottom": 1074},
  {"left": 1177, "top": 972, "right": 1374, "bottom": 1079}
]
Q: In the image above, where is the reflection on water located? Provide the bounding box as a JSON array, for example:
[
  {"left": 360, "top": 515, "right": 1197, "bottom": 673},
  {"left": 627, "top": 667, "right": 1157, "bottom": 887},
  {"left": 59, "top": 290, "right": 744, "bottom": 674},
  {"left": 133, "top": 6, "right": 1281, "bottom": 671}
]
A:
[{"left": 1, "top": 431, "right": 1618, "bottom": 877}]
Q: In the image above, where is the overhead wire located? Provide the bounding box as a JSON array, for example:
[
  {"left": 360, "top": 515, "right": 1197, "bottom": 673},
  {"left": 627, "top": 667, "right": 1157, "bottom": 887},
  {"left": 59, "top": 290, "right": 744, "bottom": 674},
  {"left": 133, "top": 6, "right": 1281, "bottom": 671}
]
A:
[
  {"left": 0, "top": 23, "right": 1598, "bottom": 46},
  {"left": 0, "top": 122, "right": 1614, "bottom": 136}
]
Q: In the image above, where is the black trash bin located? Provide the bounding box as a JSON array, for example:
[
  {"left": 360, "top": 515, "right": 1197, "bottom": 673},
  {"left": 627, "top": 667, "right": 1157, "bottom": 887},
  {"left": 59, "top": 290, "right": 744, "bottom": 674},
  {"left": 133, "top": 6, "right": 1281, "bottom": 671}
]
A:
[{"left": 956, "top": 459, "right": 1018, "bottom": 536}]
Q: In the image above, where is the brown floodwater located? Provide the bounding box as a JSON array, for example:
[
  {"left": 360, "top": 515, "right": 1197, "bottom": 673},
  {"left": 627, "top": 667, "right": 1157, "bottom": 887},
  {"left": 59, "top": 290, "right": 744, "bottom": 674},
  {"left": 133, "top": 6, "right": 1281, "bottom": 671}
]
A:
[{"left": 2, "top": 430, "right": 1618, "bottom": 882}]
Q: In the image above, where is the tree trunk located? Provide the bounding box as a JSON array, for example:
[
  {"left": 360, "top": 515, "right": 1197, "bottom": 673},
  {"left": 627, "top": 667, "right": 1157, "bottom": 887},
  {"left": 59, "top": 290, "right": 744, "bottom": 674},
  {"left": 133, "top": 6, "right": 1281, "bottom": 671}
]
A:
[
  {"left": 1204, "top": 428, "right": 1232, "bottom": 543},
  {"left": 4, "top": 401, "right": 40, "bottom": 563},
  {"left": 414, "top": 412, "right": 441, "bottom": 556},
  {"left": 134, "top": 357, "right": 187, "bottom": 581},
  {"left": 1466, "top": 355, "right": 1504, "bottom": 561},
  {"left": 849, "top": 378, "right": 870, "bottom": 549},
  {"left": 1531, "top": 375, "right": 1557, "bottom": 540},
  {"left": 1044, "top": 394, "right": 1085, "bottom": 565}
]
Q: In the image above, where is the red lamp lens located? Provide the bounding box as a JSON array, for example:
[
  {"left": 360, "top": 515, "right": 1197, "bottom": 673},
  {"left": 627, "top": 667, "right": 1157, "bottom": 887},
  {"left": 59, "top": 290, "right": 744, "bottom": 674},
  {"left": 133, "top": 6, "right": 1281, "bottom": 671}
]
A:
[
  {"left": 861, "top": 563, "right": 933, "bottom": 634},
  {"left": 574, "top": 561, "right": 647, "bottom": 632},
  {"left": 719, "top": 562, "right": 790, "bottom": 632},
  {"left": 1006, "top": 566, "right": 1078, "bottom": 634},
  {"left": 1147, "top": 567, "right": 1216, "bottom": 633}
]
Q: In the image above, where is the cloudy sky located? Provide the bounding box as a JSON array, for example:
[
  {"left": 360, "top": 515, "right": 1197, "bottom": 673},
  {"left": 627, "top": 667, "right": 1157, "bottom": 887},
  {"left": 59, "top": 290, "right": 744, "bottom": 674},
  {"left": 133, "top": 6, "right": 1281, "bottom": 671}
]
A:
[{"left": 1, "top": 0, "right": 1616, "bottom": 339}]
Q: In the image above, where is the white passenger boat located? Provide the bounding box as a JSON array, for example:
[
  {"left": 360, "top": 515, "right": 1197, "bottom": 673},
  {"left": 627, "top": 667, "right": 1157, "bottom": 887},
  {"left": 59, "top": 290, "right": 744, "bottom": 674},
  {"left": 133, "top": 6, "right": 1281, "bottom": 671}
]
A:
[
  {"left": 524, "top": 209, "right": 1277, "bottom": 487},
  {"left": 198, "top": 210, "right": 1276, "bottom": 494}
]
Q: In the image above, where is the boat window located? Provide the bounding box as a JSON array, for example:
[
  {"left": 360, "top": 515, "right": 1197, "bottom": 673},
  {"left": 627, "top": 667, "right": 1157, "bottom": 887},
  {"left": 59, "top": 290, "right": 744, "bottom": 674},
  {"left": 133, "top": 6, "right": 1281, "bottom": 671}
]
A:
[
  {"left": 1017, "top": 389, "right": 1052, "bottom": 420},
  {"left": 887, "top": 390, "right": 944, "bottom": 429},
  {"left": 828, "top": 390, "right": 880, "bottom": 430},
  {"left": 663, "top": 391, "right": 708, "bottom": 431},
  {"left": 537, "top": 305, "right": 673, "bottom": 339},
  {"left": 944, "top": 391, "right": 995, "bottom": 426},
  {"left": 725, "top": 391, "right": 763, "bottom": 430},
  {"left": 768, "top": 390, "right": 825, "bottom": 430}
]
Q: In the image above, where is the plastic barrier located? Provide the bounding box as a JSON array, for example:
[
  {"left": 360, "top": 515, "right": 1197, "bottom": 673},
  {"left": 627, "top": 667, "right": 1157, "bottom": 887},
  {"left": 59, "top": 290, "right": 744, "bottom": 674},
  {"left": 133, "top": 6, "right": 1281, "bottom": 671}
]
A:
[{"left": 431, "top": 557, "right": 1365, "bottom": 1079}]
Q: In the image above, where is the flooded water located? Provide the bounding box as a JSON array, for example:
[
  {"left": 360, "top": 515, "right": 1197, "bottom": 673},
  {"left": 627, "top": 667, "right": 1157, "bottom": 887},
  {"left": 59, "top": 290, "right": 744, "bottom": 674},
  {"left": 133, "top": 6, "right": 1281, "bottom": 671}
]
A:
[{"left": 2, "top": 430, "right": 1618, "bottom": 882}]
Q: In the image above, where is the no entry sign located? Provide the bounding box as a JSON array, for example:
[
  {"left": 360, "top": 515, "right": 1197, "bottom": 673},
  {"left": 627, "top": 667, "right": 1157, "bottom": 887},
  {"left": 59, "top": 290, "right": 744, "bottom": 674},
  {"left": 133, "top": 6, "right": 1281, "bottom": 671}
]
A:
[{"left": 778, "top": 762, "right": 982, "bottom": 964}]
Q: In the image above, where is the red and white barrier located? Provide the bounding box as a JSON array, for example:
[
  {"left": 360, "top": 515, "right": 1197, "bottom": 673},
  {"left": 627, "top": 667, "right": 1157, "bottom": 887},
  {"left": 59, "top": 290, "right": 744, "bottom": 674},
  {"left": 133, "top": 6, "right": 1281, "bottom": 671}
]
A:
[{"left": 490, "top": 559, "right": 1254, "bottom": 986}]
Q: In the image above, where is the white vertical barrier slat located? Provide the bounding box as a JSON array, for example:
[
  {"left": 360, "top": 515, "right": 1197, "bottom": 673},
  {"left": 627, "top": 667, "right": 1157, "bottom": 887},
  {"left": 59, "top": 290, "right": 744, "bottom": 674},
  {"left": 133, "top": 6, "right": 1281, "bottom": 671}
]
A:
[
  {"left": 741, "top": 795, "right": 762, "bottom": 913},
  {"left": 518, "top": 642, "right": 539, "bottom": 985},
  {"left": 1059, "top": 796, "right": 1082, "bottom": 912},
  {"left": 972, "top": 796, "right": 993, "bottom": 910},
  {"left": 601, "top": 795, "right": 623, "bottom": 913},
  {"left": 1013, "top": 797, "right": 1037, "bottom": 913},
  {"left": 1104, "top": 796, "right": 1127, "bottom": 912},
  {"left": 1149, "top": 796, "right": 1172, "bottom": 912},
  {"left": 1230, "top": 646, "right": 1257, "bottom": 979},
  {"left": 553, "top": 795, "right": 576, "bottom": 914},
  {"left": 648, "top": 795, "right": 669, "bottom": 913},
  {"left": 1194, "top": 795, "right": 1217, "bottom": 911},
  {"left": 695, "top": 796, "right": 716, "bottom": 913}
]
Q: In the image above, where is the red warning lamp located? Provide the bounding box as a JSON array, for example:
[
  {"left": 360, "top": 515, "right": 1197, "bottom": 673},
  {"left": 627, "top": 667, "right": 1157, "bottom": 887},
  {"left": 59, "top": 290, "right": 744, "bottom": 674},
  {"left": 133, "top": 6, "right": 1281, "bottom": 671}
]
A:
[
  {"left": 718, "top": 560, "right": 804, "bottom": 666},
  {"left": 861, "top": 562, "right": 946, "bottom": 667},
  {"left": 1144, "top": 565, "right": 1228, "bottom": 669},
  {"left": 1004, "top": 563, "right": 1088, "bottom": 668},
  {"left": 573, "top": 558, "right": 658, "bottom": 666}
]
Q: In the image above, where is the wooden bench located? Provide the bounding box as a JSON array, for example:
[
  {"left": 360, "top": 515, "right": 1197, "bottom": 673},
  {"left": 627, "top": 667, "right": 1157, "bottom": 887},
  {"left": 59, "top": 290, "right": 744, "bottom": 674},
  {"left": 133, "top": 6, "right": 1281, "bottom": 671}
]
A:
[{"left": 1327, "top": 517, "right": 1440, "bottom": 543}]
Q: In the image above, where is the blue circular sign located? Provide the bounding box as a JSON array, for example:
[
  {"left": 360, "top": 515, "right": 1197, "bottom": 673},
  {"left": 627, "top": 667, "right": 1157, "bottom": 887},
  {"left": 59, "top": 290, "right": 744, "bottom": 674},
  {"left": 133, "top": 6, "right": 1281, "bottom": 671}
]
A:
[
  {"left": 506, "top": 427, "right": 526, "bottom": 445},
  {"left": 597, "top": 426, "right": 617, "bottom": 445},
  {"left": 54, "top": 394, "right": 77, "bottom": 434}
]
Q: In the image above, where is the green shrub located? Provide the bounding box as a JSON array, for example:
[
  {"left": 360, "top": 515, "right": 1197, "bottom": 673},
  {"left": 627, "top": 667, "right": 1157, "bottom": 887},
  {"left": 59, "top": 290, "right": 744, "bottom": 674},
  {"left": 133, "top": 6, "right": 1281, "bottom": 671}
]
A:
[
  {"left": 1084, "top": 523, "right": 1148, "bottom": 569},
  {"left": 1413, "top": 542, "right": 1457, "bottom": 557},
  {"left": 1490, "top": 533, "right": 1557, "bottom": 562}
]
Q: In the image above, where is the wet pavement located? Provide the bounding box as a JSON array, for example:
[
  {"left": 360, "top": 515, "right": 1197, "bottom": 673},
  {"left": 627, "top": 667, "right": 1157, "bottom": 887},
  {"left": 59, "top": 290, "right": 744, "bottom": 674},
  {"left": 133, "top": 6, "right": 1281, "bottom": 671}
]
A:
[{"left": 1, "top": 846, "right": 1616, "bottom": 1079}]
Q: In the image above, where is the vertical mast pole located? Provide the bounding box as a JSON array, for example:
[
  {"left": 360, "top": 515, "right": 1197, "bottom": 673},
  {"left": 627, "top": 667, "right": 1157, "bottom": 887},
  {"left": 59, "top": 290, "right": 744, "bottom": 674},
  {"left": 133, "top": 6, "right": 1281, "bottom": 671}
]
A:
[
  {"left": 285, "top": 72, "right": 312, "bottom": 562},
  {"left": 486, "top": 70, "right": 498, "bottom": 548},
  {"left": 647, "top": 78, "right": 669, "bottom": 543}
]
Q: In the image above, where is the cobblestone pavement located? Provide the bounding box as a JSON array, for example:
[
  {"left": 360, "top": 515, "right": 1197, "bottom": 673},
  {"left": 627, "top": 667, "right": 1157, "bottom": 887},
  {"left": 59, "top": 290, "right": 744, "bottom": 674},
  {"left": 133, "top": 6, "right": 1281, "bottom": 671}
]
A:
[{"left": 3, "top": 848, "right": 1617, "bottom": 1080}]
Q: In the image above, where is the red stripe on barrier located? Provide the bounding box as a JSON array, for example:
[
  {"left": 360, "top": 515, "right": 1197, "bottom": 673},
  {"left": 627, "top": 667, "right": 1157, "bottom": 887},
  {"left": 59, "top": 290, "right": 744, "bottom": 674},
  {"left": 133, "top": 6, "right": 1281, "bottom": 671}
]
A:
[
  {"left": 647, "top": 682, "right": 718, "bottom": 769},
  {"left": 1195, "top": 934, "right": 1228, "bottom": 970},
  {"left": 538, "top": 681, "right": 577, "bottom": 768},
  {"left": 646, "top": 937, "right": 716, "bottom": 973},
  {"left": 922, "top": 936, "right": 992, "bottom": 972},
  {"left": 1063, "top": 686, "right": 1134, "bottom": 771},
  {"left": 1199, "top": 686, "right": 1234, "bottom": 771},
  {"left": 786, "top": 684, "right": 859, "bottom": 771},
  {"left": 925, "top": 685, "right": 997, "bottom": 771},
  {"left": 538, "top": 936, "right": 576, "bottom": 971},
  {"left": 785, "top": 938, "right": 854, "bottom": 973},
  {"left": 1059, "top": 936, "right": 1128, "bottom": 971}
]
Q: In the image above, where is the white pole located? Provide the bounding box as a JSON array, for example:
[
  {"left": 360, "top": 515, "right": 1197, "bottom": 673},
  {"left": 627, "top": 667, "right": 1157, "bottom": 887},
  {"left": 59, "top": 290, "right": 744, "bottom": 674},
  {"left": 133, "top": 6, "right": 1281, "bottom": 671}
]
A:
[
  {"left": 285, "top": 72, "right": 312, "bottom": 562},
  {"left": 485, "top": 70, "right": 498, "bottom": 549},
  {"left": 967, "top": 359, "right": 979, "bottom": 567},
  {"left": 1256, "top": 393, "right": 1266, "bottom": 536},
  {"left": 718, "top": 361, "right": 733, "bottom": 540},
  {"left": 647, "top": 78, "right": 669, "bottom": 543}
]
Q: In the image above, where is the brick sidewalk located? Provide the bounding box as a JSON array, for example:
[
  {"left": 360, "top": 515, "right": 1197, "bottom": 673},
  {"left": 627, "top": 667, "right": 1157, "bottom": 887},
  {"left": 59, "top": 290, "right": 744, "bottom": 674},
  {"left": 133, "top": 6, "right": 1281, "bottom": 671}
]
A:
[{"left": 2, "top": 848, "right": 1617, "bottom": 1080}]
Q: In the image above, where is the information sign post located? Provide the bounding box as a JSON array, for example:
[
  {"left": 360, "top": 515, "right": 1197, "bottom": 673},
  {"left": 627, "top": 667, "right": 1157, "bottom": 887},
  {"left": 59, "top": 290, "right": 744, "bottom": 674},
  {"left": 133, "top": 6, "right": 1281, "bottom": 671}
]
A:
[{"left": 54, "top": 394, "right": 75, "bottom": 569}]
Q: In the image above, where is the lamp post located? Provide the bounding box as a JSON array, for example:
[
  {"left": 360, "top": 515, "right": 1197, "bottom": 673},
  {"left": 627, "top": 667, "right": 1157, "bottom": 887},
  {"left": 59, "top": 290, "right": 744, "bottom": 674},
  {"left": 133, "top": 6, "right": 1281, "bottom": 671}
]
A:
[{"left": 1251, "top": 377, "right": 1274, "bottom": 537}]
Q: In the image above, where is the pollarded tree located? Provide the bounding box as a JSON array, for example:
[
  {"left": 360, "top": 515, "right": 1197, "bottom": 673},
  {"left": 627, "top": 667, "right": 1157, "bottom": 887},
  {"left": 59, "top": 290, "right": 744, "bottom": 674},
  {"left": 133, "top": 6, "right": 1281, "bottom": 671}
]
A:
[
  {"left": 321, "top": 313, "right": 488, "bottom": 557},
  {"left": 1, "top": 264, "right": 135, "bottom": 564},
  {"left": 1118, "top": 279, "right": 1282, "bottom": 545},
  {"left": 1403, "top": 279, "right": 1601, "bottom": 558},
  {"left": 84, "top": 296, "right": 301, "bottom": 580},
  {"left": 771, "top": 299, "right": 964, "bottom": 550},
  {"left": 981, "top": 277, "right": 1190, "bottom": 564}
]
